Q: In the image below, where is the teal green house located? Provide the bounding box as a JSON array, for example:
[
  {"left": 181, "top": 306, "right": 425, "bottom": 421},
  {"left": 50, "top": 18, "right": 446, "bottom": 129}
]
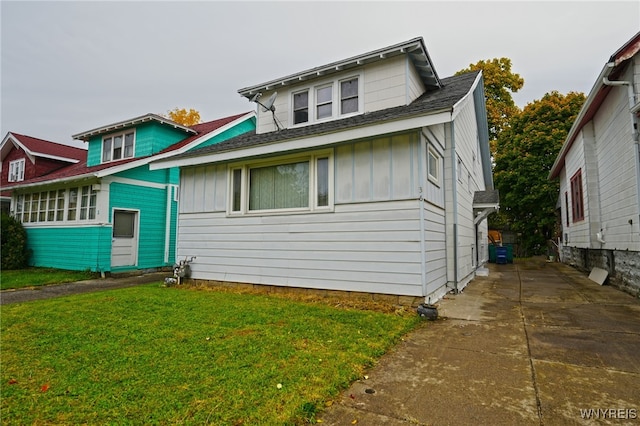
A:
[{"left": 4, "top": 112, "right": 255, "bottom": 273}]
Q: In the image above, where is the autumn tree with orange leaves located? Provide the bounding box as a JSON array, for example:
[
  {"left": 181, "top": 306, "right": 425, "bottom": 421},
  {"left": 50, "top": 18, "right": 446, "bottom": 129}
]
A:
[{"left": 166, "top": 108, "right": 201, "bottom": 126}]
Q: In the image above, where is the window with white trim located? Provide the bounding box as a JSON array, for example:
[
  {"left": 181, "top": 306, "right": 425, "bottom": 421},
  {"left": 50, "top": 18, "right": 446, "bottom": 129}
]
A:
[
  {"left": 14, "top": 186, "right": 97, "bottom": 223},
  {"left": 427, "top": 147, "right": 440, "bottom": 185},
  {"left": 8, "top": 159, "right": 25, "bottom": 182},
  {"left": 229, "top": 151, "right": 333, "bottom": 215},
  {"left": 291, "top": 75, "right": 361, "bottom": 126},
  {"left": 340, "top": 77, "right": 359, "bottom": 114},
  {"left": 102, "top": 131, "right": 135, "bottom": 163}
]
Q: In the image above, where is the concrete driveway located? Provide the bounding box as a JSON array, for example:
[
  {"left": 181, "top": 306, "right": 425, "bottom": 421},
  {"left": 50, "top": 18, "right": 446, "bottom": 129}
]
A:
[{"left": 318, "top": 258, "right": 640, "bottom": 425}]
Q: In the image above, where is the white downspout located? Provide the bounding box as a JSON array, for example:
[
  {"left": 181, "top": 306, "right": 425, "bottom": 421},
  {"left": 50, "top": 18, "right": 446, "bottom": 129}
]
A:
[{"left": 603, "top": 62, "right": 640, "bottom": 234}]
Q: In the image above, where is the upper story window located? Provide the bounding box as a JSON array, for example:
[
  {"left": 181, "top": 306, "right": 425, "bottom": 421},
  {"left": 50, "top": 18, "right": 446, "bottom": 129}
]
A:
[
  {"left": 8, "top": 159, "right": 25, "bottom": 182},
  {"left": 340, "top": 77, "right": 359, "bottom": 114},
  {"left": 293, "top": 91, "right": 309, "bottom": 125},
  {"left": 229, "top": 150, "right": 333, "bottom": 215},
  {"left": 570, "top": 169, "right": 584, "bottom": 222},
  {"left": 291, "top": 75, "right": 361, "bottom": 126},
  {"left": 102, "top": 131, "right": 135, "bottom": 163}
]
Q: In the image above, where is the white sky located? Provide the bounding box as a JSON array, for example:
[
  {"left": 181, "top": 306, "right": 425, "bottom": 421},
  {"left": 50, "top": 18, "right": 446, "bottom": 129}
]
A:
[{"left": 1, "top": 1, "right": 639, "bottom": 148}]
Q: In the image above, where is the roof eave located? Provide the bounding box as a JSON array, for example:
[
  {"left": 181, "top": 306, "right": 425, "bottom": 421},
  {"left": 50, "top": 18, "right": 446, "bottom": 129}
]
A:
[
  {"left": 238, "top": 37, "right": 441, "bottom": 98},
  {"left": 72, "top": 113, "right": 197, "bottom": 141}
]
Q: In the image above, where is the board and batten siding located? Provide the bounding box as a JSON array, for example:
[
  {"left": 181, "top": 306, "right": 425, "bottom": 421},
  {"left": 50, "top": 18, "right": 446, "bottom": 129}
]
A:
[{"left": 177, "top": 130, "right": 444, "bottom": 297}]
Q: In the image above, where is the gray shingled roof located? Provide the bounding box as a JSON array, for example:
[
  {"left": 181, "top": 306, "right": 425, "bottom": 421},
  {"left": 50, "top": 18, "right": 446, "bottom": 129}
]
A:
[
  {"left": 473, "top": 189, "right": 500, "bottom": 205},
  {"left": 175, "top": 71, "right": 480, "bottom": 161}
]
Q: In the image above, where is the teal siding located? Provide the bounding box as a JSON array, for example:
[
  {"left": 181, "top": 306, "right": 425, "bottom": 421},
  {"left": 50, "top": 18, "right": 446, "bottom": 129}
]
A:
[
  {"left": 135, "top": 122, "right": 187, "bottom": 157},
  {"left": 115, "top": 165, "right": 178, "bottom": 185},
  {"left": 26, "top": 226, "right": 111, "bottom": 272},
  {"left": 188, "top": 118, "right": 256, "bottom": 151},
  {"left": 86, "top": 122, "right": 189, "bottom": 167},
  {"left": 110, "top": 182, "right": 176, "bottom": 270}
]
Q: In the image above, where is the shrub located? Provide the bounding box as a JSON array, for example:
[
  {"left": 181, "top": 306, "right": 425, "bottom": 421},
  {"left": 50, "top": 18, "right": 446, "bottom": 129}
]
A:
[{"left": 1, "top": 212, "right": 30, "bottom": 269}]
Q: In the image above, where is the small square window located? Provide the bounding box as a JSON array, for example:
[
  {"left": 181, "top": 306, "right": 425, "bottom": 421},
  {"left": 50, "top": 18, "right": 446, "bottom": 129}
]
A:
[{"left": 8, "top": 159, "right": 25, "bottom": 182}]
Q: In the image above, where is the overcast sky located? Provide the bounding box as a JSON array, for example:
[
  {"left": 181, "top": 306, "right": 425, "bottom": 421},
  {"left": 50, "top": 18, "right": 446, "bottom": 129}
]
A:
[{"left": 1, "top": 1, "right": 639, "bottom": 148}]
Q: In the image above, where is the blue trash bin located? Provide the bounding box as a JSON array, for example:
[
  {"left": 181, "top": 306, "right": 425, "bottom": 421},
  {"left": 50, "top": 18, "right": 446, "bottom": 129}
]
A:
[{"left": 496, "top": 246, "right": 507, "bottom": 264}]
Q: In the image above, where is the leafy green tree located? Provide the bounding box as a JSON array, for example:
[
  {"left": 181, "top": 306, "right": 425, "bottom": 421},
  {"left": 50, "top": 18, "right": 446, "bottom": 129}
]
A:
[
  {"left": 1, "top": 212, "right": 30, "bottom": 269},
  {"left": 456, "top": 58, "right": 524, "bottom": 152},
  {"left": 493, "top": 91, "right": 585, "bottom": 255}
]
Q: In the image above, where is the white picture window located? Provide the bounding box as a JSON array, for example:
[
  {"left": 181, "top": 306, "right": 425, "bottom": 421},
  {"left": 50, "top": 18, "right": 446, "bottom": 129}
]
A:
[
  {"left": 102, "top": 131, "right": 135, "bottom": 163},
  {"left": 8, "top": 159, "right": 25, "bottom": 182},
  {"left": 229, "top": 151, "right": 333, "bottom": 215}
]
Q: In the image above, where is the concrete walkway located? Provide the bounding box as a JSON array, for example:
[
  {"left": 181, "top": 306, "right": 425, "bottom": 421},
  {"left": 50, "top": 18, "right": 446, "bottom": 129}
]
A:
[
  {"left": 318, "top": 259, "right": 640, "bottom": 425},
  {"left": 0, "top": 271, "right": 168, "bottom": 305}
]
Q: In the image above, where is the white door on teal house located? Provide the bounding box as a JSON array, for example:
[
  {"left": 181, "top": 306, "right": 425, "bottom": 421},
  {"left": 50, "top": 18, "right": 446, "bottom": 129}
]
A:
[{"left": 111, "top": 209, "right": 139, "bottom": 267}]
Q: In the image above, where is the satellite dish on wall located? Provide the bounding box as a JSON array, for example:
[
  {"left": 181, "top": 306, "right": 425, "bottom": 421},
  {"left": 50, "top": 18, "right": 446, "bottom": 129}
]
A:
[{"left": 249, "top": 91, "right": 282, "bottom": 131}]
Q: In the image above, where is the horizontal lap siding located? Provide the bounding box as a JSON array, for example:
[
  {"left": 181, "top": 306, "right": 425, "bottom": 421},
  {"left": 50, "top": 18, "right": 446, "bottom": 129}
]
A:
[
  {"left": 424, "top": 203, "right": 447, "bottom": 296},
  {"left": 177, "top": 200, "right": 424, "bottom": 296},
  {"left": 26, "top": 226, "right": 111, "bottom": 271},
  {"left": 593, "top": 80, "right": 639, "bottom": 250},
  {"left": 110, "top": 182, "right": 172, "bottom": 269}
]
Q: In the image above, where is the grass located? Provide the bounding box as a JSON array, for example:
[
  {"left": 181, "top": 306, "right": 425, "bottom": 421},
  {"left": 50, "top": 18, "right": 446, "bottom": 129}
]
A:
[
  {"left": 1, "top": 283, "right": 421, "bottom": 424},
  {"left": 1, "top": 268, "right": 98, "bottom": 290}
]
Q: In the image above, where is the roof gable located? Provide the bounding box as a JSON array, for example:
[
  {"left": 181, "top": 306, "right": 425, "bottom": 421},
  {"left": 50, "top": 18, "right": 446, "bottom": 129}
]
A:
[
  {"left": 2, "top": 112, "right": 254, "bottom": 190},
  {"left": 72, "top": 113, "right": 197, "bottom": 142},
  {"left": 1, "top": 132, "right": 87, "bottom": 164},
  {"left": 550, "top": 31, "right": 640, "bottom": 179},
  {"left": 159, "top": 71, "right": 479, "bottom": 167},
  {"left": 238, "top": 37, "right": 442, "bottom": 99}
]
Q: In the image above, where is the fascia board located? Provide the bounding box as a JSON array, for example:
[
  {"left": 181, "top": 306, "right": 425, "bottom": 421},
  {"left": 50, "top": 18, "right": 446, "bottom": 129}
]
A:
[
  {"left": 4, "top": 172, "right": 99, "bottom": 191},
  {"left": 153, "top": 111, "right": 452, "bottom": 169},
  {"left": 549, "top": 64, "right": 610, "bottom": 179}
]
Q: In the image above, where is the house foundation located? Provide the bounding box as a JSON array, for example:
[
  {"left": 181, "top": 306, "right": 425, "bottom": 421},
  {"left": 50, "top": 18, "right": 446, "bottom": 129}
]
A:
[
  {"left": 183, "top": 278, "right": 426, "bottom": 309},
  {"left": 561, "top": 246, "right": 640, "bottom": 296}
]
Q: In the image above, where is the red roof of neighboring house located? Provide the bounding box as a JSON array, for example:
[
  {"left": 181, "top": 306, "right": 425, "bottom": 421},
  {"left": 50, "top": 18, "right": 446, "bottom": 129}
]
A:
[
  {"left": 158, "top": 112, "right": 251, "bottom": 154},
  {"left": 2, "top": 112, "right": 253, "bottom": 190},
  {"left": 10, "top": 133, "right": 87, "bottom": 162}
]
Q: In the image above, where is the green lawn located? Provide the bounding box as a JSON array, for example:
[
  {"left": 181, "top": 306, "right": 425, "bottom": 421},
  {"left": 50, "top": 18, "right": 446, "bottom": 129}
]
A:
[
  {"left": 1, "top": 268, "right": 98, "bottom": 290},
  {"left": 1, "top": 283, "right": 421, "bottom": 424}
]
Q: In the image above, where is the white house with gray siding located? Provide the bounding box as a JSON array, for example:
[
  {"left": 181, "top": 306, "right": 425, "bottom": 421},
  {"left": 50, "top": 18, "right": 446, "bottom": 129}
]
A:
[
  {"left": 151, "top": 37, "right": 497, "bottom": 303},
  {"left": 550, "top": 31, "right": 640, "bottom": 294}
]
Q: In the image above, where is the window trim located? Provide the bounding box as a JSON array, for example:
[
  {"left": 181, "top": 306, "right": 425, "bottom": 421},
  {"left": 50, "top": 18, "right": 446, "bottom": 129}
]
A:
[
  {"left": 289, "top": 73, "right": 362, "bottom": 127},
  {"left": 570, "top": 169, "right": 584, "bottom": 222},
  {"left": 228, "top": 150, "right": 334, "bottom": 216},
  {"left": 8, "top": 158, "right": 25, "bottom": 182},
  {"left": 427, "top": 146, "right": 440, "bottom": 185},
  {"left": 102, "top": 130, "right": 135, "bottom": 163},
  {"left": 13, "top": 185, "right": 97, "bottom": 224}
]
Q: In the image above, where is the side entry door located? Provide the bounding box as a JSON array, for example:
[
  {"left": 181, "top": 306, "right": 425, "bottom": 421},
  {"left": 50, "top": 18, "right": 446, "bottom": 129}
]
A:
[{"left": 111, "top": 209, "right": 138, "bottom": 267}]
